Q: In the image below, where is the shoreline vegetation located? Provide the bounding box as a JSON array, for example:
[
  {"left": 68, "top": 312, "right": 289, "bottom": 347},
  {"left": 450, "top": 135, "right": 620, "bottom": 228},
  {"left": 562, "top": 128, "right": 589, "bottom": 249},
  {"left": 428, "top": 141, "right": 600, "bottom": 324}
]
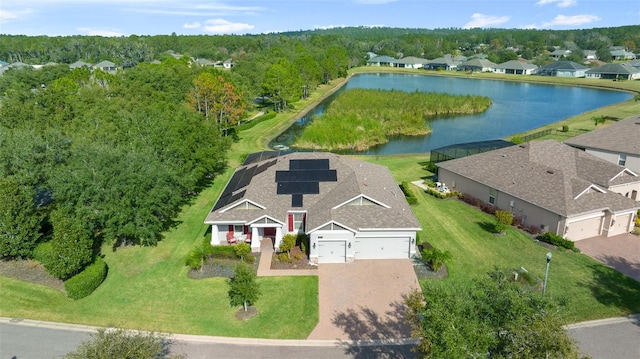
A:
[{"left": 293, "top": 88, "right": 491, "bottom": 151}]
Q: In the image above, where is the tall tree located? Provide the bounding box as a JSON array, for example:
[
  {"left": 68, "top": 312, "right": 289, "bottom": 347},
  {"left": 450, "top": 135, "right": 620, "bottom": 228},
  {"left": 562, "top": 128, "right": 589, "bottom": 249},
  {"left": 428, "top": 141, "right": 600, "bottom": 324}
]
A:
[
  {"left": 405, "top": 269, "right": 580, "bottom": 359},
  {"left": 262, "top": 59, "right": 302, "bottom": 112},
  {"left": 189, "top": 71, "right": 245, "bottom": 132},
  {"left": 228, "top": 263, "right": 261, "bottom": 312},
  {"left": 0, "top": 177, "right": 44, "bottom": 258}
]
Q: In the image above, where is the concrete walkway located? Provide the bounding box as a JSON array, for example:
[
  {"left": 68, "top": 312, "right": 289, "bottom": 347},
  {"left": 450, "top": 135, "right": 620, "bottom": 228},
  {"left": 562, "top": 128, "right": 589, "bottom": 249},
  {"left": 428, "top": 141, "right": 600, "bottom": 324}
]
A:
[{"left": 256, "top": 237, "right": 317, "bottom": 277}]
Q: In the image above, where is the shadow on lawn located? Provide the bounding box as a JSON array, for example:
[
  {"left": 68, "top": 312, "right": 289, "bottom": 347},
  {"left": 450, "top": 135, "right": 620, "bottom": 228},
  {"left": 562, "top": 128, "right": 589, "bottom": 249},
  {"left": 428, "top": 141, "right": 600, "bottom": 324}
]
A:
[
  {"left": 333, "top": 300, "right": 417, "bottom": 359},
  {"left": 584, "top": 260, "right": 640, "bottom": 314},
  {"left": 477, "top": 221, "right": 498, "bottom": 234}
]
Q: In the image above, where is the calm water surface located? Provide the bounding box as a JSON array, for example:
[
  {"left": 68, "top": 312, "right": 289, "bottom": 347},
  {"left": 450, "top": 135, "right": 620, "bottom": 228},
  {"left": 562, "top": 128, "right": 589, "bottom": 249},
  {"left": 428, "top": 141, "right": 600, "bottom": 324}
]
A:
[{"left": 271, "top": 73, "right": 632, "bottom": 155}]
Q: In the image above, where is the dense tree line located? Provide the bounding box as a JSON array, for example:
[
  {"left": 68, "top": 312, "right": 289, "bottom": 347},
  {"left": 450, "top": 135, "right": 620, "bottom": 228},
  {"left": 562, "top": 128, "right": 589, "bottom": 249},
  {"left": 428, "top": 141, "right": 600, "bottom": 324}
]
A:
[{"left": 0, "top": 60, "right": 233, "bottom": 280}]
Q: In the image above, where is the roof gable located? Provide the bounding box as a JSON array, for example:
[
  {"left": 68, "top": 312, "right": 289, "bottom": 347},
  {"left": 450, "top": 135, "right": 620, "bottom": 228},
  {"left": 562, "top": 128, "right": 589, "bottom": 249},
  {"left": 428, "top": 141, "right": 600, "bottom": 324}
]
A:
[{"left": 565, "top": 114, "right": 640, "bottom": 156}]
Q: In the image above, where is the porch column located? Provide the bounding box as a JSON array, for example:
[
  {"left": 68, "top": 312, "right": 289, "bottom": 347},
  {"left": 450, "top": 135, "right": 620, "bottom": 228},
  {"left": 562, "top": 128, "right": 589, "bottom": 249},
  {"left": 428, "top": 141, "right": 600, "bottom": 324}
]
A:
[
  {"left": 274, "top": 226, "right": 283, "bottom": 250},
  {"left": 210, "top": 225, "right": 219, "bottom": 245},
  {"left": 251, "top": 226, "right": 260, "bottom": 252}
]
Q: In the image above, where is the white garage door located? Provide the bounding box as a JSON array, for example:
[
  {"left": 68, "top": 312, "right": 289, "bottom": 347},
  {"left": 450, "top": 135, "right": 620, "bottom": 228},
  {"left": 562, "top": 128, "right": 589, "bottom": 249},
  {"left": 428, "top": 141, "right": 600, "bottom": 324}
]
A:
[
  {"left": 566, "top": 216, "right": 603, "bottom": 241},
  {"left": 318, "top": 240, "right": 346, "bottom": 263},
  {"left": 355, "top": 237, "right": 410, "bottom": 259}
]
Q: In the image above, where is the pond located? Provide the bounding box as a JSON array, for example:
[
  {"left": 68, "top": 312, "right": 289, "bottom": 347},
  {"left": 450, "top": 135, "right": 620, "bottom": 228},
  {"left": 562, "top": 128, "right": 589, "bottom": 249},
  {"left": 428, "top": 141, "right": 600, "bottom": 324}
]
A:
[{"left": 270, "top": 73, "right": 632, "bottom": 155}]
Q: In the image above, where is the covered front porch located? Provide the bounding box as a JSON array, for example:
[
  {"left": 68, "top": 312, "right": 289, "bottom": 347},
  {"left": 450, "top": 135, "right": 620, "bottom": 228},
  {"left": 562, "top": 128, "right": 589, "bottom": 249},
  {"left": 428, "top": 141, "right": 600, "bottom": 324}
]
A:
[{"left": 208, "top": 222, "right": 284, "bottom": 252}]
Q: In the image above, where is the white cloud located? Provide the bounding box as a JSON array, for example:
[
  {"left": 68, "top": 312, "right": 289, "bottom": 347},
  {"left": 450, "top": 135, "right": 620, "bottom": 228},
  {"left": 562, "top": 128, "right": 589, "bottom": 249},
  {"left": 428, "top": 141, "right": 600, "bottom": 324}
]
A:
[
  {"left": 200, "top": 18, "right": 254, "bottom": 34},
  {"left": 0, "top": 8, "right": 32, "bottom": 20},
  {"left": 536, "top": 0, "right": 577, "bottom": 8},
  {"left": 77, "top": 27, "right": 124, "bottom": 37},
  {"left": 463, "top": 13, "right": 510, "bottom": 29},
  {"left": 542, "top": 14, "right": 600, "bottom": 27},
  {"left": 183, "top": 22, "right": 201, "bottom": 29}
]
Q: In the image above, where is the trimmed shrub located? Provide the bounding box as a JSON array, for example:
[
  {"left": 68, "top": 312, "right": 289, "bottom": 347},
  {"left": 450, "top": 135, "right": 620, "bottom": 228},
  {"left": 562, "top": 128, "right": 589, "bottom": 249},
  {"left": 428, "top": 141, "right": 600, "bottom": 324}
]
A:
[
  {"left": 279, "top": 234, "right": 296, "bottom": 257},
  {"left": 494, "top": 210, "right": 514, "bottom": 233},
  {"left": 234, "top": 243, "right": 251, "bottom": 260},
  {"left": 277, "top": 252, "right": 293, "bottom": 263},
  {"left": 481, "top": 203, "right": 498, "bottom": 215},
  {"left": 512, "top": 215, "right": 524, "bottom": 228},
  {"left": 511, "top": 135, "right": 524, "bottom": 144},
  {"left": 561, "top": 125, "right": 569, "bottom": 132},
  {"left": 527, "top": 225, "right": 541, "bottom": 235},
  {"left": 539, "top": 232, "right": 579, "bottom": 252},
  {"left": 400, "top": 182, "right": 419, "bottom": 205},
  {"left": 210, "top": 245, "right": 238, "bottom": 259},
  {"left": 296, "top": 234, "right": 310, "bottom": 255},
  {"left": 425, "top": 187, "right": 447, "bottom": 199},
  {"left": 422, "top": 247, "right": 452, "bottom": 271},
  {"left": 64, "top": 257, "right": 108, "bottom": 300}
]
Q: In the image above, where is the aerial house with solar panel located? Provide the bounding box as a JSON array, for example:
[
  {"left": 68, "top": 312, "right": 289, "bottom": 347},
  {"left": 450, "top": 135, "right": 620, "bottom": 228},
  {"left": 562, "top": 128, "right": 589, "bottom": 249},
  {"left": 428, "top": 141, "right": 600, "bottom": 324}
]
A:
[{"left": 204, "top": 151, "right": 421, "bottom": 264}]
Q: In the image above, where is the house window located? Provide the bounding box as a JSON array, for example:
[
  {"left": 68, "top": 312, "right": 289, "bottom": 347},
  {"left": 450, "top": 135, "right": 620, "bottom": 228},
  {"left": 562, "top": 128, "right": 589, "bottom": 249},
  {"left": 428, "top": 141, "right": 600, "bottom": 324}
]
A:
[
  {"left": 288, "top": 212, "right": 306, "bottom": 233},
  {"left": 233, "top": 224, "right": 244, "bottom": 234},
  {"left": 618, "top": 154, "right": 627, "bottom": 166},
  {"left": 489, "top": 188, "right": 497, "bottom": 205}
]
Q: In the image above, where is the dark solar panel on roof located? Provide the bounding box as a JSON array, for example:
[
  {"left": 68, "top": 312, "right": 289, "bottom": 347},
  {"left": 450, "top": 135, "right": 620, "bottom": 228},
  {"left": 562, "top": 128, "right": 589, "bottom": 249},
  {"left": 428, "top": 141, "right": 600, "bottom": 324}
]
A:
[
  {"left": 277, "top": 182, "right": 320, "bottom": 195},
  {"left": 275, "top": 169, "right": 337, "bottom": 182},
  {"left": 292, "top": 194, "right": 303, "bottom": 207},
  {"left": 290, "top": 159, "right": 329, "bottom": 170}
]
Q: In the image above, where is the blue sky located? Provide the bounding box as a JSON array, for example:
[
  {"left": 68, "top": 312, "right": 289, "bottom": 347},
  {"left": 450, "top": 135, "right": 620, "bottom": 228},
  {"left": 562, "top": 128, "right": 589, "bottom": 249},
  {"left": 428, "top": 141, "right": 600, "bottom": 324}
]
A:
[{"left": 1, "top": 0, "right": 639, "bottom": 37}]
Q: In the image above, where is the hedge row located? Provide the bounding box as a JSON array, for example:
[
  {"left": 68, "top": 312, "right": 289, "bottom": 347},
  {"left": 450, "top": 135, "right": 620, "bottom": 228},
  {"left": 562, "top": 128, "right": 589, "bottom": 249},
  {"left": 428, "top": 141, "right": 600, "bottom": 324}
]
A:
[
  {"left": 236, "top": 111, "right": 276, "bottom": 131},
  {"left": 458, "top": 193, "right": 541, "bottom": 234},
  {"left": 538, "top": 232, "right": 579, "bottom": 252},
  {"left": 400, "top": 182, "right": 418, "bottom": 205},
  {"left": 64, "top": 257, "right": 108, "bottom": 300}
]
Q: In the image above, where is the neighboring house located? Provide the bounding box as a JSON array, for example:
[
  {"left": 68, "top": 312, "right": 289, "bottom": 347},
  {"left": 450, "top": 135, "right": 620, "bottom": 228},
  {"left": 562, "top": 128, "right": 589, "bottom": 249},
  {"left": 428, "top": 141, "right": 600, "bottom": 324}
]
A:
[
  {"left": 610, "top": 49, "right": 636, "bottom": 61},
  {"left": 394, "top": 56, "right": 427, "bottom": 69},
  {"left": 534, "top": 61, "right": 589, "bottom": 77},
  {"left": 550, "top": 49, "right": 571, "bottom": 59},
  {"left": 223, "top": 58, "right": 234, "bottom": 69},
  {"left": 0, "top": 61, "right": 31, "bottom": 75},
  {"left": 94, "top": 60, "right": 117, "bottom": 72},
  {"left": 366, "top": 56, "right": 395, "bottom": 67},
  {"left": 583, "top": 50, "right": 597, "bottom": 61},
  {"left": 193, "top": 58, "right": 216, "bottom": 67},
  {"left": 424, "top": 55, "right": 456, "bottom": 70},
  {"left": 585, "top": 63, "right": 640, "bottom": 80},
  {"left": 626, "top": 59, "right": 640, "bottom": 71},
  {"left": 204, "top": 151, "right": 421, "bottom": 263},
  {"left": 565, "top": 114, "right": 640, "bottom": 175},
  {"left": 458, "top": 58, "right": 497, "bottom": 73},
  {"left": 493, "top": 60, "right": 537, "bottom": 75},
  {"left": 438, "top": 140, "right": 640, "bottom": 241},
  {"left": 69, "top": 60, "right": 92, "bottom": 70}
]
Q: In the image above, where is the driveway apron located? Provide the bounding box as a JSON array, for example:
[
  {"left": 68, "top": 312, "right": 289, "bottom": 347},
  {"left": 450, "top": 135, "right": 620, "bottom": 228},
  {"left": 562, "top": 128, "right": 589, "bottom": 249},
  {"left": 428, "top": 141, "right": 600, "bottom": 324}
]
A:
[
  {"left": 307, "top": 259, "right": 421, "bottom": 341},
  {"left": 574, "top": 233, "right": 640, "bottom": 282}
]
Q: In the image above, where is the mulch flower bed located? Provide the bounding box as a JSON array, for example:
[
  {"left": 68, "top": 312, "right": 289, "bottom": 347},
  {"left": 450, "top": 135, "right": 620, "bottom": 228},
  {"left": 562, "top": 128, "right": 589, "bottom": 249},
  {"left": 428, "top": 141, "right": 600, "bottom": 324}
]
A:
[
  {"left": 0, "top": 259, "right": 66, "bottom": 292},
  {"left": 271, "top": 246, "right": 317, "bottom": 270},
  {"left": 187, "top": 254, "right": 260, "bottom": 279}
]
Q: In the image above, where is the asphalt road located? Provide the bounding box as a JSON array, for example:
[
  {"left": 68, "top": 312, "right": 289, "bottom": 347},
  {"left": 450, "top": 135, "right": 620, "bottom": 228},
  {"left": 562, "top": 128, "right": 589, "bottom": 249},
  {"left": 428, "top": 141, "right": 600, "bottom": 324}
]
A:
[{"left": 2, "top": 316, "right": 639, "bottom": 359}]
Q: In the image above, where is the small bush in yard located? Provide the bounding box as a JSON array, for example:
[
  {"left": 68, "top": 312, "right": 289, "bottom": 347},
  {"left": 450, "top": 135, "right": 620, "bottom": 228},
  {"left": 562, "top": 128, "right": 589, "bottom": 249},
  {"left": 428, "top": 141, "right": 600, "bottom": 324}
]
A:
[
  {"left": 539, "top": 232, "right": 579, "bottom": 252},
  {"left": 494, "top": 210, "right": 513, "bottom": 233},
  {"left": 64, "top": 257, "right": 108, "bottom": 300},
  {"left": 422, "top": 247, "right": 452, "bottom": 271},
  {"left": 527, "top": 225, "right": 541, "bottom": 235},
  {"left": 277, "top": 252, "right": 292, "bottom": 263},
  {"left": 234, "top": 243, "right": 251, "bottom": 260},
  {"left": 279, "top": 234, "right": 296, "bottom": 258}
]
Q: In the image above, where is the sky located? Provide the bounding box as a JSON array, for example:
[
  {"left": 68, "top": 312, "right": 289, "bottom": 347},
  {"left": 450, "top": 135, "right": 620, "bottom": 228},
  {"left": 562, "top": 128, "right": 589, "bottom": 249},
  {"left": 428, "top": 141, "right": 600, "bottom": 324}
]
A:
[{"left": 1, "top": 0, "right": 639, "bottom": 37}]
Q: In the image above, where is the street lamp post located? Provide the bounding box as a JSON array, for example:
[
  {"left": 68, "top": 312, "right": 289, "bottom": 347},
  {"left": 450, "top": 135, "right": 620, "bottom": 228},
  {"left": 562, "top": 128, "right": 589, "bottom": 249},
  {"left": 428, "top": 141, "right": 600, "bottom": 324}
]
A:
[{"left": 543, "top": 252, "right": 552, "bottom": 297}]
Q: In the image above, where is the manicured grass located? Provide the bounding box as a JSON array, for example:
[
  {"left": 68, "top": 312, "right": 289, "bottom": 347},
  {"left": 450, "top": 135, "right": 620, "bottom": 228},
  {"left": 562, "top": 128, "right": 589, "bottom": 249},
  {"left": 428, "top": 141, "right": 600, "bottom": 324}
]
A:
[{"left": 409, "top": 186, "right": 640, "bottom": 323}]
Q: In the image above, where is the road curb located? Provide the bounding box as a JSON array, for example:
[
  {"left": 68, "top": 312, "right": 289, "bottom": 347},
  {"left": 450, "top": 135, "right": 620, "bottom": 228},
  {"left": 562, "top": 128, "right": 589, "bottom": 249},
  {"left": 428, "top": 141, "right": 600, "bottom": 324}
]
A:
[
  {"left": 564, "top": 314, "right": 640, "bottom": 330},
  {"left": 0, "top": 317, "right": 419, "bottom": 347}
]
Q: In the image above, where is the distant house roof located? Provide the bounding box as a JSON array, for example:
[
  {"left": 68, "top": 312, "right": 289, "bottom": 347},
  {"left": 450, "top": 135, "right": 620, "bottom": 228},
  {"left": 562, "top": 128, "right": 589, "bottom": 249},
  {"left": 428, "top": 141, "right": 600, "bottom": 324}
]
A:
[
  {"left": 69, "top": 60, "right": 92, "bottom": 69},
  {"left": 438, "top": 140, "right": 639, "bottom": 217},
  {"left": 537, "top": 61, "right": 588, "bottom": 71},
  {"left": 610, "top": 49, "right": 635, "bottom": 59},
  {"left": 564, "top": 114, "right": 640, "bottom": 156},
  {"left": 94, "top": 60, "right": 116, "bottom": 68},
  {"left": 367, "top": 56, "right": 396, "bottom": 64},
  {"left": 150, "top": 60, "right": 162, "bottom": 65},
  {"left": 550, "top": 49, "right": 571, "bottom": 57},
  {"left": 495, "top": 60, "right": 537, "bottom": 70},
  {"left": 395, "top": 56, "right": 427, "bottom": 65},
  {"left": 194, "top": 58, "right": 215, "bottom": 66},
  {"left": 586, "top": 63, "right": 640, "bottom": 75},
  {"left": 458, "top": 58, "right": 497, "bottom": 69},
  {"left": 426, "top": 56, "right": 455, "bottom": 66}
]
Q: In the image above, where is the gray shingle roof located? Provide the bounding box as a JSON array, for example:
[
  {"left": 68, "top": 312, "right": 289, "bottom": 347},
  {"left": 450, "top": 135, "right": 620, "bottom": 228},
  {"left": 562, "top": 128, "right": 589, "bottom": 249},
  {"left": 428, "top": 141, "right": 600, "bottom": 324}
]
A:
[
  {"left": 205, "top": 152, "right": 421, "bottom": 232},
  {"left": 437, "top": 140, "right": 639, "bottom": 216},
  {"left": 537, "top": 61, "right": 588, "bottom": 71},
  {"left": 495, "top": 60, "right": 537, "bottom": 70},
  {"left": 565, "top": 114, "right": 640, "bottom": 156},
  {"left": 586, "top": 63, "right": 640, "bottom": 75},
  {"left": 459, "top": 58, "right": 497, "bottom": 69}
]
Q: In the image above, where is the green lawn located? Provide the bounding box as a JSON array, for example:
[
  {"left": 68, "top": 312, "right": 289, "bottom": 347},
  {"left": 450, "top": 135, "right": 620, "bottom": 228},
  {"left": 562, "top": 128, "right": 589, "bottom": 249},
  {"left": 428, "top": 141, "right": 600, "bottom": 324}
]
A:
[
  {"left": 409, "top": 190, "right": 640, "bottom": 323},
  {"left": 2, "top": 67, "right": 639, "bottom": 337}
]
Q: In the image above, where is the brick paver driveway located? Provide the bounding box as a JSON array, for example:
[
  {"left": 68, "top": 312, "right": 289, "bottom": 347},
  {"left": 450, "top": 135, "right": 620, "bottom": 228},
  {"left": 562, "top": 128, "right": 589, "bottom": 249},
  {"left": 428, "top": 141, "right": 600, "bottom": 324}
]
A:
[
  {"left": 575, "top": 233, "right": 640, "bottom": 282},
  {"left": 307, "top": 259, "right": 421, "bottom": 341}
]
